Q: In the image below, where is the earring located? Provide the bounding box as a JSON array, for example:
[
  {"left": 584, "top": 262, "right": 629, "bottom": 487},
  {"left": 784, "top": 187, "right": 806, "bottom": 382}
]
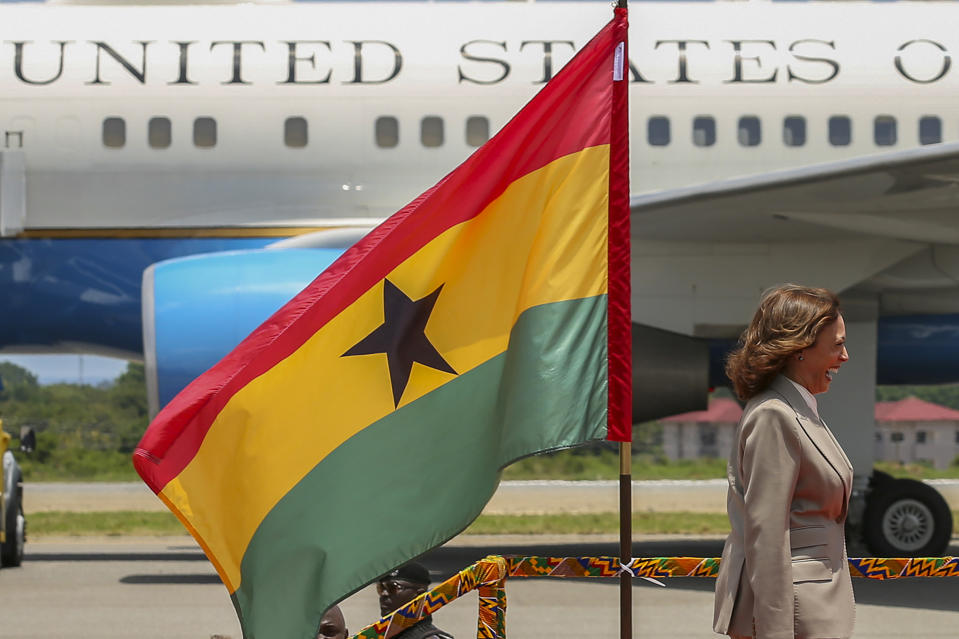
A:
[{"left": 798, "top": 353, "right": 804, "bottom": 361}]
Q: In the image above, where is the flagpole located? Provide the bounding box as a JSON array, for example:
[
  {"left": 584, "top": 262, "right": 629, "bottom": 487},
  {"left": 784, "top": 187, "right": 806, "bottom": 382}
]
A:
[
  {"left": 619, "top": 440, "right": 632, "bottom": 639},
  {"left": 612, "top": 0, "right": 631, "bottom": 637}
]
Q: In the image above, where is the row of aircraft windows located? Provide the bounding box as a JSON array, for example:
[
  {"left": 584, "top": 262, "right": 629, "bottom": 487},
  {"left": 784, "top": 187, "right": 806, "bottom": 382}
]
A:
[
  {"left": 103, "top": 114, "right": 948, "bottom": 152},
  {"left": 646, "top": 115, "right": 948, "bottom": 148},
  {"left": 100, "top": 116, "right": 492, "bottom": 149}
]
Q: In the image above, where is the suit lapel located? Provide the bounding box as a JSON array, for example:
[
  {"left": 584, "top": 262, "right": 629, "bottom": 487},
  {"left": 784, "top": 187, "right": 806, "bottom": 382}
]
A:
[
  {"left": 769, "top": 376, "right": 851, "bottom": 504},
  {"left": 820, "top": 416, "right": 854, "bottom": 472}
]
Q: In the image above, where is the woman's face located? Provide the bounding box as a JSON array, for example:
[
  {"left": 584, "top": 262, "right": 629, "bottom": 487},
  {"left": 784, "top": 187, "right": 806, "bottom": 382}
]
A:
[{"left": 790, "top": 314, "right": 849, "bottom": 395}]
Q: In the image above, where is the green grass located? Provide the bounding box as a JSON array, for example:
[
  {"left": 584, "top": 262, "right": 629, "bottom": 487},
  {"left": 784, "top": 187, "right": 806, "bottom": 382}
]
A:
[
  {"left": 874, "top": 461, "right": 959, "bottom": 480},
  {"left": 29, "top": 510, "right": 186, "bottom": 536},
  {"left": 27, "top": 509, "right": 959, "bottom": 538},
  {"left": 465, "top": 512, "right": 731, "bottom": 535},
  {"left": 19, "top": 449, "right": 139, "bottom": 482},
  {"left": 19, "top": 444, "right": 959, "bottom": 484},
  {"left": 505, "top": 451, "right": 959, "bottom": 481},
  {"left": 28, "top": 510, "right": 732, "bottom": 538},
  {"left": 502, "top": 448, "right": 729, "bottom": 481}
]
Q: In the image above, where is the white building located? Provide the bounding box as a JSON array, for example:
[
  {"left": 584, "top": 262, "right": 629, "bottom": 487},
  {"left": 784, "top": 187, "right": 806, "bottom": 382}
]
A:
[
  {"left": 662, "top": 396, "right": 959, "bottom": 470},
  {"left": 661, "top": 398, "right": 741, "bottom": 461},
  {"left": 875, "top": 397, "right": 959, "bottom": 470}
]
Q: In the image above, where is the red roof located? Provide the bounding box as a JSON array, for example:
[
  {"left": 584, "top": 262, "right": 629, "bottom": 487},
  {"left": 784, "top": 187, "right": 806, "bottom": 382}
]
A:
[
  {"left": 662, "top": 398, "right": 743, "bottom": 423},
  {"left": 875, "top": 396, "right": 959, "bottom": 422},
  {"left": 663, "top": 395, "right": 959, "bottom": 423}
]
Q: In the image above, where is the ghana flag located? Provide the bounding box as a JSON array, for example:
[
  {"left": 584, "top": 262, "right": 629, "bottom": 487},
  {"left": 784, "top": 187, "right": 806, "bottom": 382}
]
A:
[{"left": 134, "top": 7, "right": 630, "bottom": 639}]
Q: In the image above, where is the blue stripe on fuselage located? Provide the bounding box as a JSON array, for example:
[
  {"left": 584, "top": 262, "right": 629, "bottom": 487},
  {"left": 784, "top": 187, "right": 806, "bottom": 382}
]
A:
[{"left": 0, "top": 237, "right": 275, "bottom": 357}]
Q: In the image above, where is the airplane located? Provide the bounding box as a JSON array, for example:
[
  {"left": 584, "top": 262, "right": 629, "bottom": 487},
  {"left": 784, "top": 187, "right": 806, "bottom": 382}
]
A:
[{"left": 2, "top": 0, "right": 959, "bottom": 557}]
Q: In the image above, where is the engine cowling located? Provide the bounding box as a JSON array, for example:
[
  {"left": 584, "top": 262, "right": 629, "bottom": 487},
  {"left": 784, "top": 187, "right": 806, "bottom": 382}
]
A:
[
  {"left": 144, "top": 250, "right": 959, "bottom": 424},
  {"left": 142, "top": 247, "right": 344, "bottom": 416}
]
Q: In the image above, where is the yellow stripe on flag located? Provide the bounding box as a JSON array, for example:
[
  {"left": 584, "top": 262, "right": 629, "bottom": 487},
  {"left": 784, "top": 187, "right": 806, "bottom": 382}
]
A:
[{"left": 161, "top": 144, "right": 611, "bottom": 592}]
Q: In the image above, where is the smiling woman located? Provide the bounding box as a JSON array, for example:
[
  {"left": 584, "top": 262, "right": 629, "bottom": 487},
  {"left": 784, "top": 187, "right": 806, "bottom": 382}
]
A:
[
  {"left": 782, "top": 314, "right": 849, "bottom": 396},
  {"left": 714, "top": 284, "right": 856, "bottom": 639}
]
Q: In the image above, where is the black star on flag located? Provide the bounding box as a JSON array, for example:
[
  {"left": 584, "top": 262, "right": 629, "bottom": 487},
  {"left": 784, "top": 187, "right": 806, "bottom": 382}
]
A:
[{"left": 342, "top": 279, "right": 457, "bottom": 407}]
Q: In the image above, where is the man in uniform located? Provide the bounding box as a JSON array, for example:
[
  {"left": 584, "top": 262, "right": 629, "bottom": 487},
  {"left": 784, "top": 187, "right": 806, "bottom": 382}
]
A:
[{"left": 377, "top": 562, "right": 453, "bottom": 639}]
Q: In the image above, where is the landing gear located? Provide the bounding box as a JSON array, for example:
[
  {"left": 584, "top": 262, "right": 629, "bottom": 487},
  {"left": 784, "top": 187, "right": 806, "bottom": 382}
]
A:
[
  {"left": 1, "top": 471, "right": 25, "bottom": 567},
  {"left": 862, "top": 471, "right": 953, "bottom": 557}
]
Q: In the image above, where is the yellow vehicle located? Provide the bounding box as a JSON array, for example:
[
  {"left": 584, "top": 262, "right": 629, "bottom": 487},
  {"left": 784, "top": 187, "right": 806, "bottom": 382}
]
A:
[{"left": 0, "top": 420, "right": 32, "bottom": 568}]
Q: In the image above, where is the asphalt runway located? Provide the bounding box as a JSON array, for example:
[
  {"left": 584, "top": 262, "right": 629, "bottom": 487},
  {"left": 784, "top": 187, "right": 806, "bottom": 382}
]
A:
[
  {"left": 23, "top": 480, "right": 732, "bottom": 514},
  {"left": 5, "top": 534, "right": 959, "bottom": 639},
  {"left": 24, "top": 480, "right": 959, "bottom": 515}
]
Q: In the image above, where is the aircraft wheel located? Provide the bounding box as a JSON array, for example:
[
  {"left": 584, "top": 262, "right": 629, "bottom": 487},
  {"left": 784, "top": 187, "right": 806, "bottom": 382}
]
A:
[
  {"left": 863, "top": 478, "right": 952, "bottom": 557},
  {"left": 0, "top": 476, "right": 25, "bottom": 567}
]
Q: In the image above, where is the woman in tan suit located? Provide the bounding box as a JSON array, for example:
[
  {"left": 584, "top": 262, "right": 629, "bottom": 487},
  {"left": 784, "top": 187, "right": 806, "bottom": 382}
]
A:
[{"left": 713, "top": 284, "right": 855, "bottom": 639}]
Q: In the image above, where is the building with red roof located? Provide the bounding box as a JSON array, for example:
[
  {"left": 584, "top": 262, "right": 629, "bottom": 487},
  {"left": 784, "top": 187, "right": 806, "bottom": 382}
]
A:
[
  {"left": 661, "top": 396, "right": 959, "bottom": 469},
  {"left": 875, "top": 397, "right": 959, "bottom": 469},
  {"left": 661, "top": 398, "right": 742, "bottom": 461}
]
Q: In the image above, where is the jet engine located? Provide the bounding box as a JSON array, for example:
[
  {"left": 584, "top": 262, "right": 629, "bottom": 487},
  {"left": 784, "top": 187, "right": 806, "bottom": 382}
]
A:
[{"left": 141, "top": 247, "right": 343, "bottom": 416}]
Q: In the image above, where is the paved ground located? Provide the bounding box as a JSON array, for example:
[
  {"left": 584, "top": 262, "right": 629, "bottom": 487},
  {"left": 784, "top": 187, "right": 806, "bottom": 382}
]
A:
[
  {"left": 25, "top": 479, "right": 959, "bottom": 515},
  {"left": 5, "top": 534, "right": 959, "bottom": 639},
  {"left": 26, "top": 481, "right": 170, "bottom": 513},
  {"left": 14, "top": 480, "right": 958, "bottom": 637},
  {"left": 24, "top": 480, "right": 731, "bottom": 514}
]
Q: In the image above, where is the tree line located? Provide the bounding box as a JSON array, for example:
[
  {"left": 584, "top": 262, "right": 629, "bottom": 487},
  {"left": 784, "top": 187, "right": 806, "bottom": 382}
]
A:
[
  {"left": 0, "top": 361, "right": 147, "bottom": 480},
  {"left": 2, "top": 356, "right": 959, "bottom": 481}
]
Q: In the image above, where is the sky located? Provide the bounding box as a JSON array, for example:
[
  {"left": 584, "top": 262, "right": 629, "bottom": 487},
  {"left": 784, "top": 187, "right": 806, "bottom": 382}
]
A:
[{"left": 0, "top": 354, "right": 130, "bottom": 386}]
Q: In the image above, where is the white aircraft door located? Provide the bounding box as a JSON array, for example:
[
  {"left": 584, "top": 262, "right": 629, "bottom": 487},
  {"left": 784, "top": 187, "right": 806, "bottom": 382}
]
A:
[{"left": 0, "top": 151, "right": 25, "bottom": 237}]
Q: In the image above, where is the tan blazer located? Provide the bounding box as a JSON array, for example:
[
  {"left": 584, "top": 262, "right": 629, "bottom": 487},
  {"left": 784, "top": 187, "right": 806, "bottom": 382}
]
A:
[{"left": 713, "top": 375, "right": 855, "bottom": 639}]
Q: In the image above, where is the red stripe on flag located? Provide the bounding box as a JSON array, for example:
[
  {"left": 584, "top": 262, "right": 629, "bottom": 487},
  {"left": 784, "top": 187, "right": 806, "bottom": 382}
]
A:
[
  {"left": 135, "top": 14, "right": 626, "bottom": 492},
  {"left": 606, "top": 7, "right": 632, "bottom": 442}
]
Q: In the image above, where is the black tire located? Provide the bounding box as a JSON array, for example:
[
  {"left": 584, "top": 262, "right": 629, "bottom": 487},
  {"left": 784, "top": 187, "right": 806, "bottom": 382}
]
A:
[
  {"left": 1, "top": 479, "right": 25, "bottom": 567},
  {"left": 863, "top": 478, "right": 953, "bottom": 557},
  {"left": 870, "top": 469, "right": 895, "bottom": 488}
]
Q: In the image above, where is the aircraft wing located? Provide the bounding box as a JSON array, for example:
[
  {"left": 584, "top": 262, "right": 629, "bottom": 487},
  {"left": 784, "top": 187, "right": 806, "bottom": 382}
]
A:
[{"left": 630, "top": 141, "right": 959, "bottom": 245}]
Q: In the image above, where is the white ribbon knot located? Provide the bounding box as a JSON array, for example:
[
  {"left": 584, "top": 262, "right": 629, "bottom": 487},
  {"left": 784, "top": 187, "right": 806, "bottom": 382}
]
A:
[{"left": 619, "top": 559, "right": 666, "bottom": 587}]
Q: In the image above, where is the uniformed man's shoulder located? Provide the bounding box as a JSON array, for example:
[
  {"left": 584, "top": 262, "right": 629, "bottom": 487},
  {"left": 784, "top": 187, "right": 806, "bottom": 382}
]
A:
[{"left": 397, "top": 620, "right": 454, "bottom": 639}]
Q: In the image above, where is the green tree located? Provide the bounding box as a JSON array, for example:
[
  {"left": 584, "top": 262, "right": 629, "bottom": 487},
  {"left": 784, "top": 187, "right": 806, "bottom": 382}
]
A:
[
  {"left": 0, "top": 362, "right": 39, "bottom": 402},
  {"left": 877, "top": 384, "right": 959, "bottom": 409},
  {"left": 0, "top": 360, "right": 149, "bottom": 480},
  {"left": 108, "top": 363, "right": 149, "bottom": 451}
]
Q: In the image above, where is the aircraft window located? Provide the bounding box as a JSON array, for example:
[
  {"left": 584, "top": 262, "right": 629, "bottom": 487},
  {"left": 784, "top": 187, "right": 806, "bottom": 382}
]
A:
[
  {"left": 738, "top": 116, "right": 760, "bottom": 147},
  {"left": 149, "top": 117, "right": 171, "bottom": 149},
  {"left": 917, "top": 431, "right": 927, "bottom": 444},
  {"left": 376, "top": 116, "right": 399, "bottom": 149},
  {"left": 102, "top": 117, "right": 125, "bottom": 148},
  {"left": 692, "top": 116, "right": 715, "bottom": 147},
  {"left": 421, "top": 116, "right": 444, "bottom": 148},
  {"left": 829, "top": 116, "right": 851, "bottom": 146},
  {"left": 647, "top": 116, "right": 670, "bottom": 146},
  {"left": 285, "top": 117, "right": 308, "bottom": 148},
  {"left": 919, "top": 116, "right": 942, "bottom": 145},
  {"left": 194, "top": 117, "right": 217, "bottom": 149},
  {"left": 783, "top": 116, "right": 806, "bottom": 147},
  {"left": 874, "top": 115, "right": 897, "bottom": 146},
  {"left": 466, "top": 116, "right": 489, "bottom": 147}
]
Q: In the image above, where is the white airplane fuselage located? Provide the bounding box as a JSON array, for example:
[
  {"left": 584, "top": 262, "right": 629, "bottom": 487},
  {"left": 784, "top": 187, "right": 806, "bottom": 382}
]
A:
[
  {"left": 3, "top": 2, "right": 957, "bottom": 232},
  {"left": 9, "top": 1, "right": 959, "bottom": 557}
]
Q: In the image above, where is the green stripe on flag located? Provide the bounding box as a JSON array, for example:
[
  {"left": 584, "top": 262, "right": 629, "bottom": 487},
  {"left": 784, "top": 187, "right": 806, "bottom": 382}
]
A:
[{"left": 233, "top": 295, "right": 608, "bottom": 639}]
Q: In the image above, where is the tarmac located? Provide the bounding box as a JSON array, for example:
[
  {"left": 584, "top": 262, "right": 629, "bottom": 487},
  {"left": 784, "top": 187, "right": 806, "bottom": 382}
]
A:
[
  {"left": 12, "top": 480, "right": 959, "bottom": 638},
  {"left": 24, "top": 478, "right": 959, "bottom": 515},
  {"left": 6, "top": 533, "right": 958, "bottom": 639}
]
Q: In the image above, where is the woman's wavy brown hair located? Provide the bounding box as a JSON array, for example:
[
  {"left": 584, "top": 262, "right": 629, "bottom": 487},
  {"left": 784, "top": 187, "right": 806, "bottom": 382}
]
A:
[{"left": 726, "top": 284, "right": 841, "bottom": 401}]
